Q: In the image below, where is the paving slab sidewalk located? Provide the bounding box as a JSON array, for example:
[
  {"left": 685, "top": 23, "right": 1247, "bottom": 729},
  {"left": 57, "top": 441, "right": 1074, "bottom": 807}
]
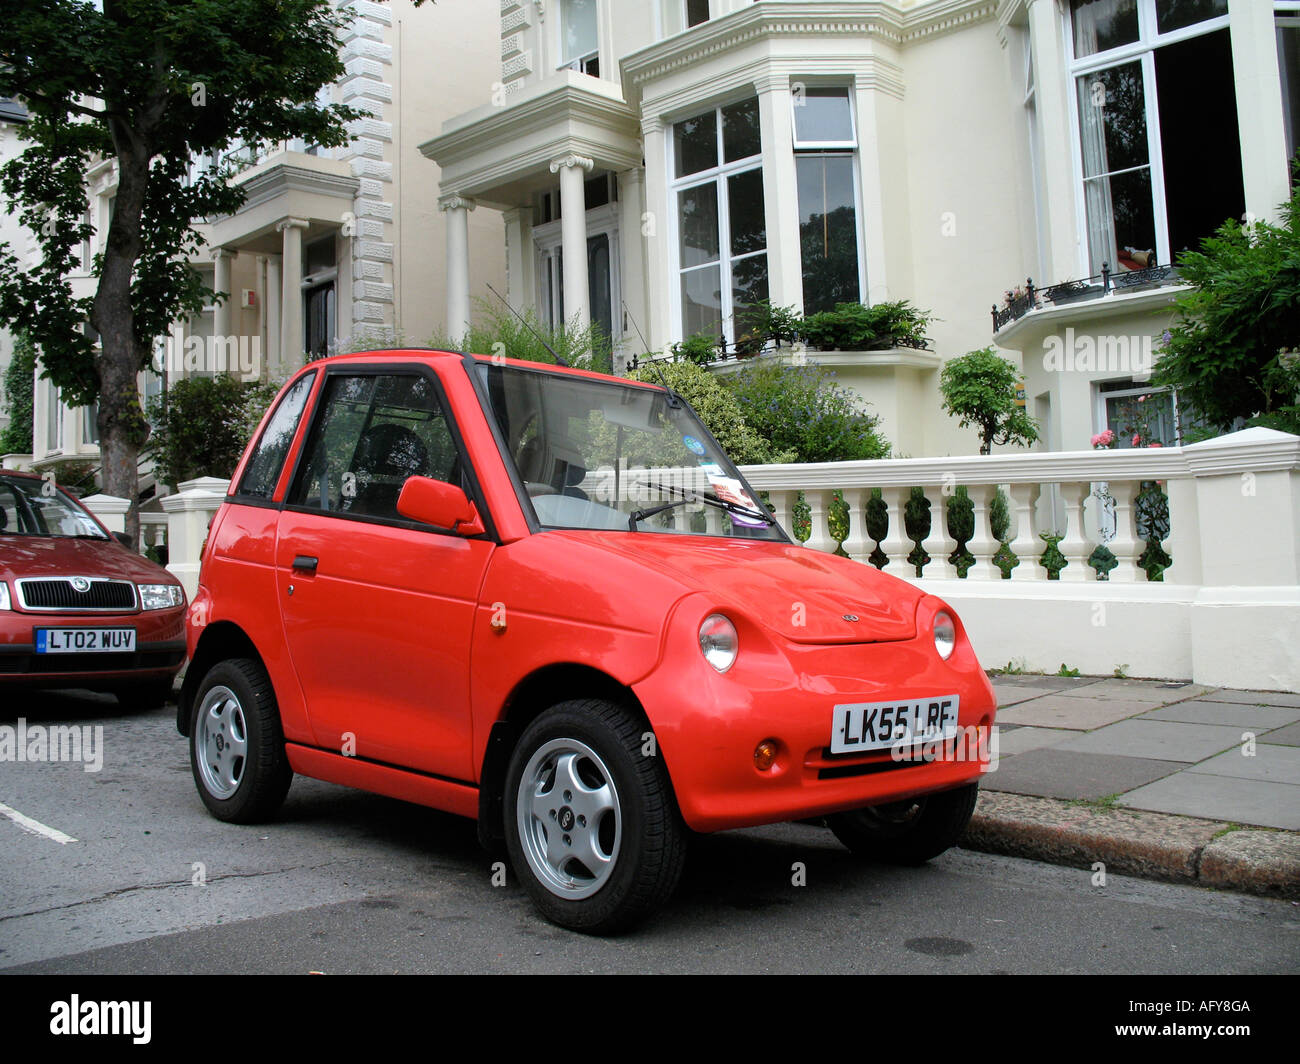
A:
[{"left": 958, "top": 675, "right": 1300, "bottom": 899}]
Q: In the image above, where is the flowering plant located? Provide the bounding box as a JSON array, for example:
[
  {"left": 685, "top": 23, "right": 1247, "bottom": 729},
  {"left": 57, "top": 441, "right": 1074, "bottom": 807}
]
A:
[{"left": 1091, "top": 429, "right": 1116, "bottom": 449}]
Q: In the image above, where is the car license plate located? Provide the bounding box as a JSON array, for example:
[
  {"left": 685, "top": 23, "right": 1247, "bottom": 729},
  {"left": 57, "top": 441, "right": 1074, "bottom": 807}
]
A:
[
  {"left": 831, "top": 696, "right": 959, "bottom": 754},
  {"left": 35, "top": 628, "right": 136, "bottom": 654}
]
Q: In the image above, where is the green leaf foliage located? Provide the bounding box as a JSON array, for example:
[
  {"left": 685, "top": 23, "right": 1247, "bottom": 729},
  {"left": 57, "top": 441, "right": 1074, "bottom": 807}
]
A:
[
  {"left": 722, "top": 359, "right": 891, "bottom": 463},
  {"left": 939, "top": 347, "right": 1040, "bottom": 454},
  {"left": 144, "top": 373, "right": 280, "bottom": 490},
  {"left": 0, "top": 332, "right": 37, "bottom": 454},
  {"left": 625, "top": 361, "right": 787, "bottom": 466},
  {"left": 1152, "top": 167, "right": 1300, "bottom": 435}
]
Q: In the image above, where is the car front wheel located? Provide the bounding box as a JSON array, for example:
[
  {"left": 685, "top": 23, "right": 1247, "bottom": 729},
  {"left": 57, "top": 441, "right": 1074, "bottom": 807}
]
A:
[
  {"left": 826, "top": 782, "right": 979, "bottom": 865},
  {"left": 189, "top": 658, "right": 292, "bottom": 824},
  {"left": 504, "top": 699, "right": 686, "bottom": 934}
]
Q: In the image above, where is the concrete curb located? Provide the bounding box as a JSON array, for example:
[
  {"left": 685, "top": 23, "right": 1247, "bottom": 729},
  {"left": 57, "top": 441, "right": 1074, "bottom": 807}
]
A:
[{"left": 959, "top": 791, "right": 1300, "bottom": 900}]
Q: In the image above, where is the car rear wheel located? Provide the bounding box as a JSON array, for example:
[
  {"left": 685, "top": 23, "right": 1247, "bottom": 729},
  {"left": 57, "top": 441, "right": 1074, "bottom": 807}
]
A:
[
  {"left": 190, "top": 658, "right": 292, "bottom": 823},
  {"left": 504, "top": 700, "right": 686, "bottom": 934},
  {"left": 826, "top": 782, "right": 979, "bottom": 865}
]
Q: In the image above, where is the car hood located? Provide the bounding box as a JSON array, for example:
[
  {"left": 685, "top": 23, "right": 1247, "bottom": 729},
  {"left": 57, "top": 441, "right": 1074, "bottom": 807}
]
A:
[
  {"left": 550, "top": 531, "right": 918, "bottom": 643},
  {"left": 0, "top": 536, "right": 177, "bottom": 585}
]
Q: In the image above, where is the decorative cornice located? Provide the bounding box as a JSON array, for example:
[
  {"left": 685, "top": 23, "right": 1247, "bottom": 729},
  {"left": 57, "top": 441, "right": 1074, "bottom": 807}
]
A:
[
  {"left": 234, "top": 163, "right": 359, "bottom": 214},
  {"left": 437, "top": 193, "right": 477, "bottom": 212},
  {"left": 621, "top": 2, "right": 997, "bottom": 105},
  {"left": 549, "top": 153, "right": 594, "bottom": 174}
]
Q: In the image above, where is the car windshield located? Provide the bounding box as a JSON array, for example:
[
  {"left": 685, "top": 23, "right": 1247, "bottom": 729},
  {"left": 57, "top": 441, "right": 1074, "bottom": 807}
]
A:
[
  {"left": 0, "top": 475, "right": 109, "bottom": 539},
  {"left": 477, "top": 362, "right": 785, "bottom": 540}
]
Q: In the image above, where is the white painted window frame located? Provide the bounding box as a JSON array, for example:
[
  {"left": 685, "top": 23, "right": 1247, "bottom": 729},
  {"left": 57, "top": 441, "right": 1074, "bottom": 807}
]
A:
[
  {"left": 667, "top": 98, "right": 766, "bottom": 346},
  {"left": 789, "top": 82, "right": 868, "bottom": 313},
  {"left": 532, "top": 203, "right": 622, "bottom": 334},
  {"left": 1064, "top": 0, "right": 1233, "bottom": 278}
]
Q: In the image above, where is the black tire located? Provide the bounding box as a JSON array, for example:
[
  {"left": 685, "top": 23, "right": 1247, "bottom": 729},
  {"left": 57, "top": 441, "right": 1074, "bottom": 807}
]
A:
[
  {"left": 115, "top": 676, "right": 175, "bottom": 710},
  {"left": 189, "top": 658, "right": 292, "bottom": 824},
  {"left": 827, "top": 782, "right": 979, "bottom": 865},
  {"left": 503, "top": 699, "right": 687, "bottom": 934}
]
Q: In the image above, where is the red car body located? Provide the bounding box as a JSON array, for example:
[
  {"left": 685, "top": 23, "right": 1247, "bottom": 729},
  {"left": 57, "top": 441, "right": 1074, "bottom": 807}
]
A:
[
  {"left": 0, "top": 471, "right": 186, "bottom": 701},
  {"left": 181, "top": 350, "right": 997, "bottom": 931}
]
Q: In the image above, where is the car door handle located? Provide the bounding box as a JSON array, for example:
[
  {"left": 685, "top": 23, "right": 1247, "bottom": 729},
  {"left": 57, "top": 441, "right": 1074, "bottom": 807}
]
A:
[{"left": 292, "top": 555, "right": 319, "bottom": 574}]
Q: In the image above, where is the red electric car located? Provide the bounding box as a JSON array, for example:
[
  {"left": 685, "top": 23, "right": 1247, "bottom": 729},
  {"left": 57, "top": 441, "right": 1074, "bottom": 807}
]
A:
[
  {"left": 0, "top": 470, "right": 186, "bottom": 705},
  {"left": 180, "top": 350, "right": 997, "bottom": 932}
]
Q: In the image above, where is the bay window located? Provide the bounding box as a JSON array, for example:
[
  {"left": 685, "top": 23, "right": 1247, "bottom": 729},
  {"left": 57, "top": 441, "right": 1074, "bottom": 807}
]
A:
[
  {"left": 671, "top": 98, "right": 767, "bottom": 344},
  {"left": 1070, "top": 0, "right": 1242, "bottom": 275},
  {"left": 561, "top": 0, "right": 599, "bottom": 77},
  {"left": 792, "top": 86, "right": 862, "bottom": 314}
]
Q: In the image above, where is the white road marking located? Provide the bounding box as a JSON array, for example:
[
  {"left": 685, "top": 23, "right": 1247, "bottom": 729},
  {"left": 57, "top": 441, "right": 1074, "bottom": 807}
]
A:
[{"left": 0, "top": 800, "right": 78, "bottom": 844}]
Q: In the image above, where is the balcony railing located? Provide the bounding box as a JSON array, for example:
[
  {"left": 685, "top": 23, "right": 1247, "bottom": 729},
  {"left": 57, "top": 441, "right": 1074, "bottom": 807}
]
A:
[{"left": 992, "top": 261, "right": 1182, "bottom": 333}]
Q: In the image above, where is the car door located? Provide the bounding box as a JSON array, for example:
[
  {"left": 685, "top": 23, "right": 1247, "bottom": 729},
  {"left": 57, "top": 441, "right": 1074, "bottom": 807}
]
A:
[{"left": 275, "top": 367, "right": 493, "bottom": 783}]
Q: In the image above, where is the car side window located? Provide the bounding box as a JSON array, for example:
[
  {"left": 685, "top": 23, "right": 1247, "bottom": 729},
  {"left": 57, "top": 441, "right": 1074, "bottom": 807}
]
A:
[
  {"left": 236, "top": 372, "right": 316, "bottom": 499},
  {"left": 288, "top": 373, "right": 462, "bottom": 521}
]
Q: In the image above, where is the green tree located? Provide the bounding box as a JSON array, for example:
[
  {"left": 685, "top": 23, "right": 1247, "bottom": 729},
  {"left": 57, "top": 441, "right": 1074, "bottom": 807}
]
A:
[
  {"left": 0, "top": 0, "right": 361, "bottom": 543},
  {"left": 724, "top": 360, "right": 891, "bottom": 462},
  {"left": 1152, "top": 168, "right": 1300, "bottom": 435},
  {"left": 0, "top": 332, "right": 37, "bottom": 455},
  {"left": 939, "top": 347, "right": 1039, "bottom": 455},
  {"left": 145, "top": 374, "right": 279, "bottom": 491}
]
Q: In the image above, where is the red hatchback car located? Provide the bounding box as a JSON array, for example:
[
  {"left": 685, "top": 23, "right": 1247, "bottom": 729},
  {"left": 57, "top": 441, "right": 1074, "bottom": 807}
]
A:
[
  {"left": 0, "top": 470, "right": 186, "bottom": 705},
  {"left": 181, "top": 350, "right": 997, "bottom": 932}
]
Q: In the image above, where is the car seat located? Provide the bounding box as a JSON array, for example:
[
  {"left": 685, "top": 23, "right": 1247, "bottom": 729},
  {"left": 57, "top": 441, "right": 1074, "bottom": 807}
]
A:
[{"left": 347, "top": 423, "right": 430, "bottom": 518}]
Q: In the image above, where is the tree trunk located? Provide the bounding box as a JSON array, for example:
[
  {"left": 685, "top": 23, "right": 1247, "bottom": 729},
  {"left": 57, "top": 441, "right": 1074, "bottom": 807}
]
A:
[{"left": 91, "top": 126, "right": 151, "bottom": 549}]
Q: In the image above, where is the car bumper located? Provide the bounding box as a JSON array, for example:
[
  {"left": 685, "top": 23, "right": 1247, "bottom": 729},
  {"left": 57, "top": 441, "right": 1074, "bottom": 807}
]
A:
[
  {"left": 635, "top": 597, "right": 998, "bottom": 833},
  {"left": 0, "top": 607, "right": 187, "bottom": 689}
]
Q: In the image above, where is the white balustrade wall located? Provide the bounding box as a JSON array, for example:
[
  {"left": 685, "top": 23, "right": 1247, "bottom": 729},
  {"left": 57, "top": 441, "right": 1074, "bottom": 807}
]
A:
[
  {"left": 79, "top": 428, "right": 1300, "bottom": 692},
  {"left": 740, "top": 427, "right": 1300, "bottom": 691}
]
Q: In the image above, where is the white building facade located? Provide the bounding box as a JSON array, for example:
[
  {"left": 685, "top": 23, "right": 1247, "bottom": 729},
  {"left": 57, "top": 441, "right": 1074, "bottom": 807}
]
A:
[{"left": 423, "top": 0, "right": 1299, "bottom": 458}]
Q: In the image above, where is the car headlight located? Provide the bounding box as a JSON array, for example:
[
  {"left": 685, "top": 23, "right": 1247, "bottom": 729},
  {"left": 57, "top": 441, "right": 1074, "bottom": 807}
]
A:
[
  {"left": 0, "top": 583, "right": 9, "bottom": 611},
  {"left": 137, "top": 583, "right": 185, "bottom": 610},
  {"left": 934, "top": 610, "right": 956, "bottom": 660},
  {"left": 699, "top": 613, "right": 738, "bottom": 673}
]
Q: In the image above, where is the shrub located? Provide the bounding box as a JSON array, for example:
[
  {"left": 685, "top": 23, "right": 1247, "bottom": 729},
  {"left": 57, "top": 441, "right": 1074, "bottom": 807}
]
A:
[
  {"left": 0, "top": 331, "right": 36, "bottom": 455},
  {"left": 625, "top": 361, "right": 787, "bottom": 466},
  {"left": 670, "top": 332, "right": 718, "bottom": 366},
  {"left": 145, "top": 374, "right": 280, "bottom": 490},
  {"left": 433, "top": 299, "right": 611, "bottom": 375},
  {"left": 798, "top": 300, "right": 932, "bottom": 351},
  {"left": 723, "top": 360, "right": 891, "bottom": 463}
]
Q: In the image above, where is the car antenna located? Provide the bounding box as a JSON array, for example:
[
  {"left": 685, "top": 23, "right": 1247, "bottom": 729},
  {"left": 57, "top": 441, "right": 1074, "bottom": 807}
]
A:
[
  {"left": 622, "top": 300, "right": 680, "bottom": 408},
  {"left": 485, "top": 284, "right": 570, "bottom": 368}
]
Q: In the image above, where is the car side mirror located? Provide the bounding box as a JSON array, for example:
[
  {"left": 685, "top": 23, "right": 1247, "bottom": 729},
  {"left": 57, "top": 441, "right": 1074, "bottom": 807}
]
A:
[{"left": 397, "top": 476, "right": 485, "bottom": 536}]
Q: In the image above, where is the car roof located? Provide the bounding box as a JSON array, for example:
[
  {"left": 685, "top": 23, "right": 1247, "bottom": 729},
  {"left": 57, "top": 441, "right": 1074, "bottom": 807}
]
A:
[{"left": 310, "top": 348, "right": 668, "bottom": 392}]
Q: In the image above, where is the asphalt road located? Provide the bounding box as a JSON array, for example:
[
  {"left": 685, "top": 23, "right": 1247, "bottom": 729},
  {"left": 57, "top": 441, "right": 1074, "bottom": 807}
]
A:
[{"left": 2, "top": 690, "right": 1297, "bottom": 975}]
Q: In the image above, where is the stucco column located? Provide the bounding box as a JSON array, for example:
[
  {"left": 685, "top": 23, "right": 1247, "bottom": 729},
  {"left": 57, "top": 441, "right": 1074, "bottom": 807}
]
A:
[
  {"left": 551, "top": 153, "right": 594, "bottom": 333},
  {"left": 1229, "top": 0, "right": 1290, "bottom": 224},
  {"left": 1027, "top": 0, "right": 1084, "bottom": 279},
  {"left": 756, "top": 76, "right": 804, "bottom": 314},
  {"left": 212, "top": 247, "right": 234, "bottom": 351},
  {"left": 440, "top": 193, "right": 475, "bottom": 344},
  {"left": 265, "top": 255, "right": 282, "bottom": 378},
  {"left": 618, "top": 166, "right": 649, "bottom": 367},
  {"left": 640, "top": 117, "right": 670, "bottom": 355},
  {"left": 277, "top": 218, "right": 309, "bottom": 368}
]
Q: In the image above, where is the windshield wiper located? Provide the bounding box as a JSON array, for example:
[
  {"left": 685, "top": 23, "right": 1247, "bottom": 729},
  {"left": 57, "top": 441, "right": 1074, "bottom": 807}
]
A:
[{"left": 628, "top": 481, "right": 774, "bottom": 530}]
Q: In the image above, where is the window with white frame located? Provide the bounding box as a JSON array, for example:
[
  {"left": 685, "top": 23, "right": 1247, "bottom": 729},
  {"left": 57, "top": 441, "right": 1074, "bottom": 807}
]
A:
[
  {"left": 792, "top": 86, "right": 862, "bottom": 314},
  {"left": 560, "top": 0, "right": 599, "bottom": 76},
  {"left": 45, "top": 380, "right": 62, "bottom": 454},
  {"left": 1069, "top": 0, "right": 1241, "bottom": 276},
  {"left": 671, "top": 97, "right": 767, "bottom": 344},
  {"left": 686, "top": 0, "right": 709, "bottom": 28}
]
